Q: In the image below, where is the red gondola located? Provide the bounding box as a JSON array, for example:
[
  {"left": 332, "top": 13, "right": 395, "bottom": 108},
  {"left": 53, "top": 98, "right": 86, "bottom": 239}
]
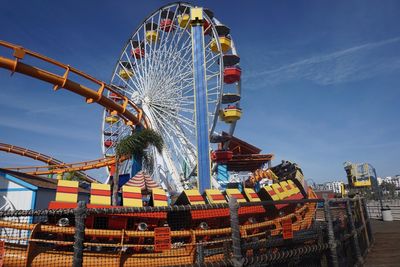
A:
[{"left": 224, "top": 66, "right": 242, "bottom": 84}]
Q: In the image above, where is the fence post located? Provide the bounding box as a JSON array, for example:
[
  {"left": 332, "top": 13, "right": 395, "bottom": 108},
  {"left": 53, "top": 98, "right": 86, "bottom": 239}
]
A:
[
  {"left": 324, "top": 198, "right": 339, "bottom": 267},
  {"left": 346, "top": 200, "right": 363, "bottom": 265},
  {"left": 229, "top": 197, "right": 244, "bottom": 267},
  {"left": 73, "top": 201, "right": 87, "bottom": 267},
  {"left": 196, "top": 243, "right": 204, "bottom": 264},
  {"left": 360, "top": 198, "right": 374, "bottom": 245},
  {"left": 357, "top": 198, "right": 370, "bottom": 248}
]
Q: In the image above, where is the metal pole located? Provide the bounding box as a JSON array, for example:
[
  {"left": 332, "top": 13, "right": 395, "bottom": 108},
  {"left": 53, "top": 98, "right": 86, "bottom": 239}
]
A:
[
  {"left": 346, "top": 200, "right": 363, "bottom": 265},
  {"left": 324, "top": 198, "right": 339, "bottom": 267},
  {"left": 372, "top": 167, "right": 384, "bottom": 215},
  {"left": 73, "top": 201, "right": 87, "bottom": 267},
  {"left": 229, "top": 197, "right": 244, "bottom": 267},
  {"left": 190, "top": 8, "right": 211, "bottom": 193}
]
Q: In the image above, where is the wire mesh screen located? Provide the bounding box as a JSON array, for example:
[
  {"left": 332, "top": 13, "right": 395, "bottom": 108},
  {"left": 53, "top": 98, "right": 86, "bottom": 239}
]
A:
[{"left": 0, "top": 198, "right": 373, "bottom": 267}]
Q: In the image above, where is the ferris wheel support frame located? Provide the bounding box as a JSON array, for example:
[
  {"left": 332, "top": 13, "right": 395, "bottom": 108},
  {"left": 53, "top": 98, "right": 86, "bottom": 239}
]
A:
[{"left": 191, "top": 8, "right": 212, "bottom": 193}]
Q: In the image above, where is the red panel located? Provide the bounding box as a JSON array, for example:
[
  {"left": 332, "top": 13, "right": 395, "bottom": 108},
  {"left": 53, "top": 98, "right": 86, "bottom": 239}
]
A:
[
  {"left": 230, "top": 193, "right": 244, "bottom": 199},
  {"left": 57, "top": 186, "right": 78, "bottom": 194},
  {"left": 188, "top": 195, "right": 204, "bottom": 202},
  {"left": 268, "top": 190, "right": 276, "bottom": 196},
  {"left": 191, "top": 208, "right": 229, "bottom": 219},
  {"left": 210, "top": 194, "right": 225, "bottom": 201},
  {"left": 123, "top": 192, "right": 142, "bottom": 199},
  {"left": 250, "top": 193, "right": 259, "bottom": 199},
  {"left": 239, "top": 206, "right": 265, "bottom": 215},
  {"left": 48, "top": 201, "right": 77, "bottom": 209},
  {"left": 153, "top": 194, "right": 168, "bottom": 201},
  {"left": 91, "top": 189, "right": 111, "bottom": 196},
  {"left": 154, "top": 227, "right": 171, "bottom": 252}
]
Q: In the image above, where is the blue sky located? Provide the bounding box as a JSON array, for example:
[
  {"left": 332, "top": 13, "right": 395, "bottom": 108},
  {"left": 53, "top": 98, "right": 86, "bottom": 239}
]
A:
[{"left": 0, "top": 0, "right": 399, "bottom": 182}]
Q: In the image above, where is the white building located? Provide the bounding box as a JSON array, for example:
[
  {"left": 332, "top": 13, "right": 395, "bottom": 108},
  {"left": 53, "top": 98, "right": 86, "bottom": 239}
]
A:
[{"left": 325, "top": 181, "right": 345, "bottom": 194}]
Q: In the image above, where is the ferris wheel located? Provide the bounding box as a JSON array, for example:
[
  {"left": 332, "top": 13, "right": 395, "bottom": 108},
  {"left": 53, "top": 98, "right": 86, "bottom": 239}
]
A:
[{"left": 102, "top": 2, "right": 242, "bottom": 192}]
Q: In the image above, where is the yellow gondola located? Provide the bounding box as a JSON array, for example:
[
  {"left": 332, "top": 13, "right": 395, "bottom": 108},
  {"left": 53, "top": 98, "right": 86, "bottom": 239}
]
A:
[
  {"left": 219, "top": 106, "right": 242, "bottom": 123},
  {"left": 210, "top": 36, "right": 231, "bottom": 53}
]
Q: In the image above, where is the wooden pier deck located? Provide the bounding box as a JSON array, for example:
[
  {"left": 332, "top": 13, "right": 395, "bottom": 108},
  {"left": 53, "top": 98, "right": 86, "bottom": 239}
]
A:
[{"left": 364, "top": 219, "right": 400, "bottom": 267}]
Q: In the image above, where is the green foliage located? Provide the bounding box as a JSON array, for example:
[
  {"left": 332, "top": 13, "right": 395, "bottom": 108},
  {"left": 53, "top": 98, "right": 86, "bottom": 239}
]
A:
[
  {"left": 115, "top": 129, "right": 164, "bottom": 158},
  {"left": 64, "top": 171, "right": 86, "bottom": 181}
]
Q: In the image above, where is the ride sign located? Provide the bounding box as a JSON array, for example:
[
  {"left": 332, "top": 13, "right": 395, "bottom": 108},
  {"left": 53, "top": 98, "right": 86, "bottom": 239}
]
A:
[
  {"left": 154, "top": 227, "right": 171, "bottom": 252},
  {"left": 282, "top": 219, "right": 293, "bottom": 239}
]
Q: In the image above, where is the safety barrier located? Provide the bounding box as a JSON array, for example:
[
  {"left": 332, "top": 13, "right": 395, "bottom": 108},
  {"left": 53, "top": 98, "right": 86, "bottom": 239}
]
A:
[
  {"left": 366, "top": 200, "right": 400, "bottom": 220},
  {"left": 0, "top": 197, "right": 373, "bottom": 266}
]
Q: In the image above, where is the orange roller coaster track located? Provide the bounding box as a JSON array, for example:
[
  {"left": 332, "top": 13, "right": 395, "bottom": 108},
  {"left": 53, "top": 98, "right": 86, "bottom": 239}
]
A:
[
  {"left": 0, "top": 142, "right": 98, "bottom": 182},
  {"left": 0, "top": 40, "right": 145, "bottom": 176}
]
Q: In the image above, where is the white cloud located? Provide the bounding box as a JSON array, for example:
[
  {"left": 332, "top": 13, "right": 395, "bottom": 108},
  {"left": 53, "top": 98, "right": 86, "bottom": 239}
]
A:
[{"left": 244, "top": 36, "right": 400, "bottom": 86}]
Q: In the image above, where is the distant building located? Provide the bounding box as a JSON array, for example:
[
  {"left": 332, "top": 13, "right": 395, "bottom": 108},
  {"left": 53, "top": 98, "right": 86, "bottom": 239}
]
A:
[
  {"left": 325, "top": 181, "right": 345, "bottom": 194},
  {"left": 381, "top": 176, "right": 400, "bottom": 189}
]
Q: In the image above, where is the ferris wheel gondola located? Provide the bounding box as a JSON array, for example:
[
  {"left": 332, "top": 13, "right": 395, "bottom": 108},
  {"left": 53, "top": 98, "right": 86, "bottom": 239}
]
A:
[{"left": 102, "top": 3, "right": 242, "bottom": 192}]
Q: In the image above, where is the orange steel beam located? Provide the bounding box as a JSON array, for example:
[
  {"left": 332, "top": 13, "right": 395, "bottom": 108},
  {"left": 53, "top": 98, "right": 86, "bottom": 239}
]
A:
[
  {"left": 0, "top": 40, "right": 147, "bottom": 175},
  {"left": 0, "top": 40, "right": 147, "bottom": 128},
  {"left": 0, "top": 143, "right": 98, "bottom": 182}
]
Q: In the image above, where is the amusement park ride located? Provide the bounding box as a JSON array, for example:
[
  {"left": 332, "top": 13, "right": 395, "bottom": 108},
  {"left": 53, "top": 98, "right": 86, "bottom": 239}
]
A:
[{"left": 0, "top": 3, "right": 318, "bottom": 266}]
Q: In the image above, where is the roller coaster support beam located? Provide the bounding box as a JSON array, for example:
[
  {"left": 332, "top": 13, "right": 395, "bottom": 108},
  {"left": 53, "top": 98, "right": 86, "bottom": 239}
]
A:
[{"left": 191, "top": 8, "right": 211, "bottom": 193}]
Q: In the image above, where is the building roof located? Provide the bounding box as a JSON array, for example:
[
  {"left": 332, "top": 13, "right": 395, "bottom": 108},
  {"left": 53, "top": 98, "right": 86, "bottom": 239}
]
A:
[
  {"left": 222, "top": 132, "right": 262, "bottom": 155},
  {"left": 0, "top": 168, "right": 89, "bottom": 193}
]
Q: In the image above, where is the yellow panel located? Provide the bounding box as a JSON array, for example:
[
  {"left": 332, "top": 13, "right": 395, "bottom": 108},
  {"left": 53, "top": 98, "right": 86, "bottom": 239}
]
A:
[
  {"left": 56, "top": 192, "right": 77, "bottom": 203},
  {"left": 205, "top": 189, "right": 226, "bottom": 204},
  {"left": 58, "top": 180, "right": 78, "bottom": 188},
  {"left": 122, "top": 185, "right": 142, "bottom": 207},
  {"left": 219, "top": 36, "right": 232, "bottom": 53},
  {"left": 288, "top": 180, "right": 300, "bottom": 194},
  {"left": 244, "top": 188, "right": 261, "bottom": 202},
  {"left": 91, "top": 195, "right": 111, "bottom": 205},
  {"left": 226, "top": 189, "right": 246, "bottom": 203},
  {"left": 264, "top": 185, "right": 280, "bottom": 201},
  {"left": 91, "top": 183, "right": 110, "bottom": 190},
  {"left": 152, "top": 188, "right": 168, "bottom": 207}
]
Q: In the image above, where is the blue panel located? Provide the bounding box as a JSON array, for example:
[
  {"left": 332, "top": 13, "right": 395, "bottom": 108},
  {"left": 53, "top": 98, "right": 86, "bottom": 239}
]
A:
[
  {"left": 192, "top": 21, "right": 211, "bottom": 193},
  {"left": 3, "top": 173, "right": 38, "bottom": 190},
  {"left": 217, "top": 164, "right": 229, "bottom": 190}
]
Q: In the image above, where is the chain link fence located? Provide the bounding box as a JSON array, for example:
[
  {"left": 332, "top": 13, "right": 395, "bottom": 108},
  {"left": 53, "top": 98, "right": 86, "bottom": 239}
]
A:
[{"left": 0, "top": 197, "right": 372, "bottom": 266}]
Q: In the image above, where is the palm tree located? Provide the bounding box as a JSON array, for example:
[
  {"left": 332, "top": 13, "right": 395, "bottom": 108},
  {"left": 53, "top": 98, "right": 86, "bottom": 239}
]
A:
[{"left": 112, "top": 129, "right": 164, "bottom": 205}]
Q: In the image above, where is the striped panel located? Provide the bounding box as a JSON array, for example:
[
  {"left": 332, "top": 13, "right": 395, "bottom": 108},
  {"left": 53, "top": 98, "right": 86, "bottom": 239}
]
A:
[
  {"left": 125, "top": 171, "right": 160, "bottom": 190},
  {"left": 244, "top": 188, "right": 261, "bottom": 202},
  {"left": 184, "top": 189, "right": 205, "bottom": 205},
  {"left": 122, "top": 185, "right": 142, "bottom": 207},
  {"left": 152, "top": 188, "right": 168, "bottom": 207},
  {"left": 55, "top": 180, "right": 78, "bottom": 203},
  {"left": 90, "top": 183, "right": 111, "bottom": 205},
  {"left": 226, "top": 189, "right": 246, "bottom": 203},
  {"left": 264, "top": 185, "right": 281, "bottom": 201},
  {"left": 279, "top": 181, "right": 293, "bottom": 198},
  {"left": 271, "top": 184, "right": 288, "bottom": 199},
  {"left": 205, "top": 189, "right": 226, "bottom": 204}
]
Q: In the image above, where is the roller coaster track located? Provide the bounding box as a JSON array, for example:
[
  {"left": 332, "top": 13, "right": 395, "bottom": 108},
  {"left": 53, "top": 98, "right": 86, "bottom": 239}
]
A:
[
  {"left": 0, "top": 142, "right": 98, "bottom": 182},
  {"left": 0, "top": 40, "right": 146, "bottom": 176}
]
